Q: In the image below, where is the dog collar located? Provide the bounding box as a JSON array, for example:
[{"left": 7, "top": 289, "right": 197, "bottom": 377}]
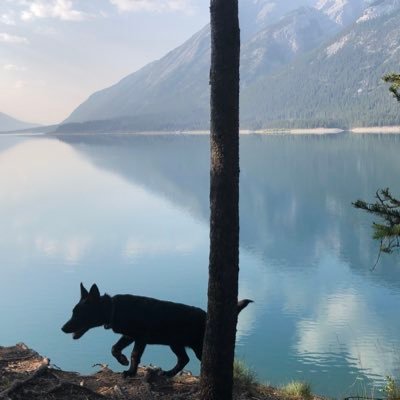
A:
[{"left": 102, "top": 294, "right": 114, "bottom": 330}]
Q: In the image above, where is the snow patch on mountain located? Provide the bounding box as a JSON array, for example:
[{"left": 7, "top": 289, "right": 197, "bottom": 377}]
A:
[
  {"left": 357, "top": 0, "right": 400, "bottom": 23},
  {"left": 272, "top": 7, "right": 339, "bottom": 53},
  {"left": 239, "top": 0, "right": 316, "bottom": 38},
  {"left": 315, "top": 0, "right": 368, "bottom": 25},
  {"left": 241, "top": 6, "right": 339, "bottom": 78},
  {"left": 326, "top": 33, "right": 350, "bottom": 56}
]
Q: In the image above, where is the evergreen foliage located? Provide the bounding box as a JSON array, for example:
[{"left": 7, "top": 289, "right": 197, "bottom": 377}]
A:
[
  {"left": 383, "top": 73, "right": 400, "bottom": 103},
  {"left": 354, "top": 189, "right": 400, "bottom": 253},
  {"left": 353, "top": 68, "right": 400, "bottom": 254}
]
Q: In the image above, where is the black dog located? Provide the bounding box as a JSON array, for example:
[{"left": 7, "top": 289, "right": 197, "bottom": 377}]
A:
[{"left": 62, "top": 283, "right": 253, "bottom": 377}]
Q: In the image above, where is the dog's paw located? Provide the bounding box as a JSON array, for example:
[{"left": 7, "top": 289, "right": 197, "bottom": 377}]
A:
[
  {"left": 116, "top": 354, "right": 129, "bottom": 366},
  {"left": 162, "top": 370, "right": 177, "bottom": 378},
  {"left": 112, "top": 349, "right": 129, "bottom": 366},
  {"left": 122, "top": 370, "right": 137, "bottom": 378}
]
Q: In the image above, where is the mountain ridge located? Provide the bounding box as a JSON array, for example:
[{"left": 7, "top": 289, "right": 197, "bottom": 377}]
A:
[
  {"left": 61, "top": 0, "right": 400, "bottom": 132},
  {"left": 0, "top": 112, "right": 39, "bottom": 132}
]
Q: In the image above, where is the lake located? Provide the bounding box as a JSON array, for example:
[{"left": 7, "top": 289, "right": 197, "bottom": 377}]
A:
[{"left": 1, "top": 133, "right": 400, "bottom": 397}]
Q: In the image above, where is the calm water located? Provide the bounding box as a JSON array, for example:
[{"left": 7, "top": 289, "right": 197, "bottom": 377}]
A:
[{"left": 1, "top": 133, "right": 400, "bottom": 397}]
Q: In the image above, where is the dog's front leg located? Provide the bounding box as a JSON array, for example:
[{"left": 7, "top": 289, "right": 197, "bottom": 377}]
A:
[
  {"left": 123, "top": 341, "right": 146, "bottom": 378},
  {"left": 112, "top": 335, "right": 134, "bottom": 366}
]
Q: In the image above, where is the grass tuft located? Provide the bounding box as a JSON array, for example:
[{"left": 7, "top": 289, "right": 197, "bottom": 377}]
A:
[
  {"left": 280, "top": 381, "right": 312, "bottom": 400},
  {"left": 233, "top": 359, "right": 258, "bottom": 392},
  {"left": 384, "top": 376, "right": 400, "bottom": 400}
]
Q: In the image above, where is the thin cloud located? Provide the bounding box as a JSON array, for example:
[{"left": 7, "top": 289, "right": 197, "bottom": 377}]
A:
[
  {"left": 0, "top": 32, "right": 28, "bottom": 44},
  {"left": 20, "top": 0, "right": 88, "bottom": 21},
  {"left": 109, "top": 0, "right": 193, "bottom": 13},
  {"left": 34, "top": 26, "right": 58, "bottom": 35},
  {"left": 14, "top": 79, "right": 45, "bottom": 89},
  {"left": 3, "top": 63, "right": 27, "bottom": 71},
  {"left": 0, "top": 12, "right": 16, "bottom": 25},
  {"left": 14, "top": 80, "right": 27, "bottom": 89}
]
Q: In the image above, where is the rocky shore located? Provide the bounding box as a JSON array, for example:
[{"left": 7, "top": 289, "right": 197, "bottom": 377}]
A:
[{"left": 0, "top": 343, "right": 319, "bottom": 400}]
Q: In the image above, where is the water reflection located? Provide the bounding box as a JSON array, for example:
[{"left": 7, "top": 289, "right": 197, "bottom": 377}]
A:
[
  {"left": 0, "top": 138, "right": 207, "bottom": 266},
  {"left": 1, "top": 134, "right": 400, "bottom": 397},
  {"left": 61, "top": 134, "right": 400, "bottom": 277}
]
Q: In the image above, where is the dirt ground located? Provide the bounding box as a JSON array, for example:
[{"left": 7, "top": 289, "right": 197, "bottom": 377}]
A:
[{"left": 0, "top": 343, "right": 303, "bottom": 400}]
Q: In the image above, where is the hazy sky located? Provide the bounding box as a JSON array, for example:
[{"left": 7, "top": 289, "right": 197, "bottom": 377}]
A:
[{"left": 0, "top": 0, "right": 209, "bottom": 124}]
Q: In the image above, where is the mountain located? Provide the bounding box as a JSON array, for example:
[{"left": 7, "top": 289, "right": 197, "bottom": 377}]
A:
[
  {"left": 64, "top": 24, "right": 211, "bottom": 130},
  {"left": 61, "top": 0, "right": 400, "bottom": 132},
  {"left": 0, "top": 112, "right": 39, "bottom": 132},
  {"left": 241, "top": 6, "right": 339, "bottom": 83},
  {"left": 64, "top": 2, "right": 340, "bottom": 130},
  {"left": 240, "top": 0, "right": 400, "bottom": 128}
]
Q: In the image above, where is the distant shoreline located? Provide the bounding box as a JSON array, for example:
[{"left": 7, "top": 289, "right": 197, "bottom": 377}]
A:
[
  {"left": 134, "top": 126, "right": 400, "bottom": 135},
  {"left": 183, "top": 126, "right": 400, "bottom": 135},
  {"left": 350, "top": 126, "right": 400, "bottom": 134},
  {"left": 2, "top": 126, "right": 400, "bottom": 136},
  {"left": 249, "top": 128, "right": 343, "bottom": 135}
]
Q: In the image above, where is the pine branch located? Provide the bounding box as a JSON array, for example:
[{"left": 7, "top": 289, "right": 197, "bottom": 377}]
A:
[
  {"left": 383, "top": 73, "right": 400, "bottom": 103},
  {"left": 353, "top": 189, "right": 400, "bottom": 254}
]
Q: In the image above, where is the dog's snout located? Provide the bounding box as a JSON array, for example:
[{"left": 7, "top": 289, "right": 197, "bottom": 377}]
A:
[{"left": 61, "top": 320, "right": 72, "bottom": 333}]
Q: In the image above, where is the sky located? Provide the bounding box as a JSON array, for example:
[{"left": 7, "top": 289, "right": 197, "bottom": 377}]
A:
[{"left": 0, "top": 0, "right": 209, "bottom": 125}]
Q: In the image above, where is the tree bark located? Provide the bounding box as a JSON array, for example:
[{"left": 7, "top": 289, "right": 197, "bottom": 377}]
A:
[{"left": 200, "top": 0, "right": 240, "bottom": 399}]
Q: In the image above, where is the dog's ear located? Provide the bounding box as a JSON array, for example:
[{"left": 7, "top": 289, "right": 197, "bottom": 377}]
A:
[
  {"left": 88, "top": 284, "right": 100, "bottom": 302},
  {"left": 80, "top": 283, "right": 89, "bottom": 299}
]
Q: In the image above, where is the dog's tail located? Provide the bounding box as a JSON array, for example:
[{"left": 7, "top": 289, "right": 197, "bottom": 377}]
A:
[{"left": 237, "top": 299, "right": 253, "bottom": 314}]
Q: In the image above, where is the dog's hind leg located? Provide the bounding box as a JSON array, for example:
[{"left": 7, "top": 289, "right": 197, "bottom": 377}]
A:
[
  {"left": 112, "top": 335, "right": 134, "bottom": 366},
  {"left": 192, "top": 342, "right": 203, "bottom": 361},
  {"left": 163, "top": 345, "right": 190, "bottom": 377},
  {"left": 123, "top": 341, "right": 146, "bottom": 378}
]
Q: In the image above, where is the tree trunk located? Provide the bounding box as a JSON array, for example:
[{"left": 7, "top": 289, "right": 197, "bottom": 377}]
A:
[{"left": 200, "top": 0, "right": 240, "bottom": 399}]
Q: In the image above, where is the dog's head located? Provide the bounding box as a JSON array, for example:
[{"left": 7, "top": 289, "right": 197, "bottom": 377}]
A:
[{"left": 62, "top": 283, "right": 104, "bottom": 339}]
